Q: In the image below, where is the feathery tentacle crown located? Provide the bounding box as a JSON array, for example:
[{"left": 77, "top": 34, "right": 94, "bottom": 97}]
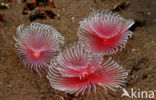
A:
[
  {"left": 47, "top": 44, "right": 128, "bottom": 96},
  {"left": 14, "top": 22, "right": 64, "bottom": 74},
  {"left": 78, "top": 9, "right": 134, "bottom": 55}
]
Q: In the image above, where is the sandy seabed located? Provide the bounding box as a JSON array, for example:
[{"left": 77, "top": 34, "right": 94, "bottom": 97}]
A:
[{"left": 0, "top": 0, "right": 156, "bottom": 100}]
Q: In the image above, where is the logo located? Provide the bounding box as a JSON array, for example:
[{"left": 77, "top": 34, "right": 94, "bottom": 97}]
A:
[{"left": 121, "top": 88, "right": 155, "bottom": 99}]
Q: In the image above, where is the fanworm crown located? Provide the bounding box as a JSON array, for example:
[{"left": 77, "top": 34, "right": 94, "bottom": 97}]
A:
[
  {"left": 78, "top": 9, "right": 134, "bottom": 55},
  {"left": 47, "top": 44, "right": 128, "bottom": 96},
  {"left": 14, "top": 22, "right": 64, "bottom": 74}
]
